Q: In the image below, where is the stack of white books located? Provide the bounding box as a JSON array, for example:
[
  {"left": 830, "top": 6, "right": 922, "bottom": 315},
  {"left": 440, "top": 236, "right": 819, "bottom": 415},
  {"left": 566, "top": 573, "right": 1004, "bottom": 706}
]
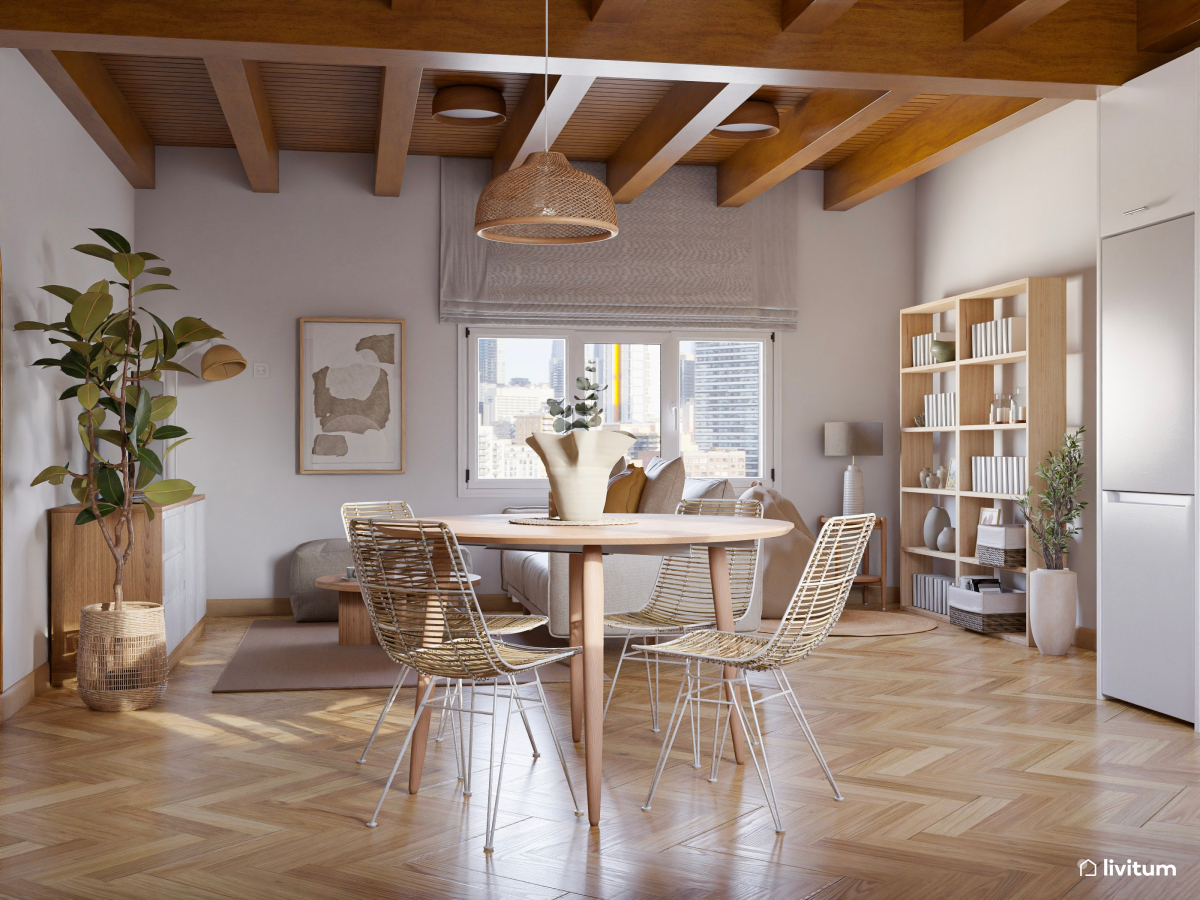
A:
[
  {"left": 970, "top": 317, "right": 1026, "bottom": 359},
  {"left": 923, "top": 392, "right": 957, "bottom": 427},
  {"left": 971, "top": 456, "right": 1028, "bottom": 494},
  {"left": 911, "top": 331, "right": 954, "bottom": 367},
  {"left": 913, "top": 573, "right": 954, "bottom": 614}
]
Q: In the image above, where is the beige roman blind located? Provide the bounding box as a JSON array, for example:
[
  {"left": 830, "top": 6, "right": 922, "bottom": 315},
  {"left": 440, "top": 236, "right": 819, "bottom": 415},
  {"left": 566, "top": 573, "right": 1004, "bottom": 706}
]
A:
[{"left": 440, "top": 158, "right": 799, "bottom": 330}]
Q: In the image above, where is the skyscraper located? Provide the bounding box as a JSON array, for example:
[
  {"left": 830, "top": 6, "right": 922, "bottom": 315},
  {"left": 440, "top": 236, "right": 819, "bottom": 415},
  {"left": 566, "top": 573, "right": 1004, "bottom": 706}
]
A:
[
  {"left": 693, "top": 341, "right": 761, "bottom": 477},
  {"left": 478, "top": 337, "right": 504, "bottom": 386},
  {"left": 549, "top": 340, "right": 565, "bottom": 398}
]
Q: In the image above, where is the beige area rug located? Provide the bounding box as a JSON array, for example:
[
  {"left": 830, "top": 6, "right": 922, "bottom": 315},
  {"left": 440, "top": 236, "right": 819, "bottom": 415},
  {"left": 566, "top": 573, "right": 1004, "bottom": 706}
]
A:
[
  {"left": 830, "top": 609, "right": 939, "bottom": 636},
  {"left": 212, "top": 620, "right": 571, "bottom": 693}
]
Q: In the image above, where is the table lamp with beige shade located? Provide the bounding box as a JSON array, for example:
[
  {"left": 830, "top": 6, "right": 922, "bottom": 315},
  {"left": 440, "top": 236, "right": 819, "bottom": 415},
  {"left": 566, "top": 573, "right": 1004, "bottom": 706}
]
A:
[{"left": 824, "top": 422, "right": 884, "bottom": 516}]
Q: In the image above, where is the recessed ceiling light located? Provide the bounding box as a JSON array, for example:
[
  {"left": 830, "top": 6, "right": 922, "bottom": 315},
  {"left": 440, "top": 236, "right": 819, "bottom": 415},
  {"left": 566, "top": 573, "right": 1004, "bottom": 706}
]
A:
[
  {"left": 432, "top": 85, "right": 507, "bottom": 127},
  {"left": 710, "top": 100, "right": 781, "bottom": 140}
]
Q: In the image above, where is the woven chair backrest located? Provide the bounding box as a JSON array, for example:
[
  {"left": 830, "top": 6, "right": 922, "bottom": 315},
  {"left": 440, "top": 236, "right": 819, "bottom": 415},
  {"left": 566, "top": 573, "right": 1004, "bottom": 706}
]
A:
[
  {"left": 340, "top": 500, "right": 415, "bottom": 539},
  {"left": 639, "top": 498, "right": 763, "bottom": 626},
  {"left": 754, "top": 514, "right": 875, "bottom": 669}
]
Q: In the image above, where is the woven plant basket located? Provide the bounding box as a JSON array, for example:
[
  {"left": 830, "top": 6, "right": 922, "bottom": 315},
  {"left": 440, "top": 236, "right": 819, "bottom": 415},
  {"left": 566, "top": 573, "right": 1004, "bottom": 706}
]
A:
[{"left": 77, "top": 601, "right": 168, "bottom": 712}]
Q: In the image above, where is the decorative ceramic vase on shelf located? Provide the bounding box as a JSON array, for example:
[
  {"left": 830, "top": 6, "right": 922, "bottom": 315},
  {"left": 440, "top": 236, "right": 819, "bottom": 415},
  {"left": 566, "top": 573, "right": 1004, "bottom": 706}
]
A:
[
  {"left": 526, "top": 430, "right": 636, "bottom": 521},
  {"left": 76, "top": 601, "right": 168, "bottom": 712},
  {"left": 937, "top": 526, "right": 956, "bottom": 553},
  {"left": 923, "top": 505, "right": 951, "bottom": 551},
  {"left": 930, "top": 340, "right": 956, "bottom": 363},
  {"left": 1028, "top": 568, "right": 1077, "bottom": 656},
  {"left": 936, "top": 465, "right": 949, "bottom": 487},
  {"left": 919, "top": 467, "right": 931, "bottom": 488}
]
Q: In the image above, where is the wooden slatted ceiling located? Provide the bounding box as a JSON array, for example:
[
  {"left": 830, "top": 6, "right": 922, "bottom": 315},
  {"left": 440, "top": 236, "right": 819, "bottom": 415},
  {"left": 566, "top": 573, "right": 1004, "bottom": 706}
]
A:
[
  {"left": 258, "top": 62, "right": 380, "bottom": 153},
  {"left": 100, "top": 54, "right": 232, "bottom": 147},
  {"left": 805, "top": 93, "right": 949, "bottom": 169},
  {"left": 678, "top": 85, "right": 814, "bottom": 165},
  {"left": 409, "top": 69, "right": 529, "bottom": 158},
  {"left": 551, "top": 77, "right": 676, "bottom": 161}
]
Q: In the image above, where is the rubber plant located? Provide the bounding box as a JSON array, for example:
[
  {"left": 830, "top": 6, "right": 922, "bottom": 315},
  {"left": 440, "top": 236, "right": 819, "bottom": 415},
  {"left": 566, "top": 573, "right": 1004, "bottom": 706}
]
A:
[
  {"left": 16, "top": 228, "right": 223, "bottom": 608},
  {"left": 1017, "top": 425, "right": 1087, "bottom": 570}
]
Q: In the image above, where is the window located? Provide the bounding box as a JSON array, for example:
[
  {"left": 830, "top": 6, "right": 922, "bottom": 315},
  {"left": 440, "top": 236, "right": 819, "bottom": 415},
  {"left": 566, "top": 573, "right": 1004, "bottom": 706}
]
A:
[{"left": 462, "top": 329, "right": 774, "bottom": 494}]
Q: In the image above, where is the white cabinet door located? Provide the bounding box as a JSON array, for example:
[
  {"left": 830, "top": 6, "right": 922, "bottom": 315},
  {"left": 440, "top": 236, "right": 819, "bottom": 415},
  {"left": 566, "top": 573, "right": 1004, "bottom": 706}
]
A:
[{"left": 1100, "top": 52, "right": 1197, "bottom": 237}]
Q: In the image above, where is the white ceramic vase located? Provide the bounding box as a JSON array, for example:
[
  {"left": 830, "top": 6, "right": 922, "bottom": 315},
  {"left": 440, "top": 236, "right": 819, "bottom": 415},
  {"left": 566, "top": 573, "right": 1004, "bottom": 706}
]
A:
[
  {"left": 842, "top": 463, "right": 863, "bottom": 515},
  {"left": 1028, "top": 568, "right": 1077, "bottom": 656},
  {"left": 526, "top": 430, "right": 636, "bottom": 521}
]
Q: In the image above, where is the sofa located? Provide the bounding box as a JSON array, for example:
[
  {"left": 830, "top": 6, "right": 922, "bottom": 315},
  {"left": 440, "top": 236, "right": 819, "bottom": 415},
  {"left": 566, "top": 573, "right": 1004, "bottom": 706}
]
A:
[{"left": 501, "top": 468, "right": 767, "bottom": 638}]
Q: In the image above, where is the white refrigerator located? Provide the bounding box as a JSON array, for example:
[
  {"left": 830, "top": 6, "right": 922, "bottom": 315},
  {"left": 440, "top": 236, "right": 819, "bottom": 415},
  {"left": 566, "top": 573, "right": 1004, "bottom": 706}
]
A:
[{"left": 1100, "top": 213, "right": 1197, "bottom": 723}]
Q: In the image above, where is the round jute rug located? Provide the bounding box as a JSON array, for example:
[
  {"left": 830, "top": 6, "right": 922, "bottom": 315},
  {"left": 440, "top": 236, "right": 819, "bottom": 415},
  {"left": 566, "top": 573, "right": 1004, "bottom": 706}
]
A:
[{"left": 829, "top": 609, "right": 939, "bottom": 637}]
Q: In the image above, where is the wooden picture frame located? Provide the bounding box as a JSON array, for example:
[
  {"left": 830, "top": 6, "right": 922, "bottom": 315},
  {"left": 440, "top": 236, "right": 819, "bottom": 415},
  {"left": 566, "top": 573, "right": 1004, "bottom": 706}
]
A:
[
  {"left": 298, "top": 317, "right": 405, "bottom": 474},
  {"left": 978, "top": 507, "right": 1001, "bottom": 526}
]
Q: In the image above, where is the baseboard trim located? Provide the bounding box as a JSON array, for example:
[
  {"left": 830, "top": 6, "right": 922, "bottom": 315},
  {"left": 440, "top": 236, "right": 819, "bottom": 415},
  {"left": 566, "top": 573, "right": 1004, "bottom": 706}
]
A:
[
  {"left": 1, "top": 662, "right": 51, "bottom": 724},
  {"left": 207, "top": 597, "right": 292, "bottom": 617},
  {"left": 1074, "top": 625, "right": 1097, "bottom": 651},
  {"left": 168, "top": 618, "right": 206, "bottom": 670}
]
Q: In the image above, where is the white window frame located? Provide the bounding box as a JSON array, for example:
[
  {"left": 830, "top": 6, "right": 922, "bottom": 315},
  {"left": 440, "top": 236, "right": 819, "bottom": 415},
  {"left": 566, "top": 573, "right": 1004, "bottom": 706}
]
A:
[{"left": 457, "top": 325, "right": 780, "bottom": 499}]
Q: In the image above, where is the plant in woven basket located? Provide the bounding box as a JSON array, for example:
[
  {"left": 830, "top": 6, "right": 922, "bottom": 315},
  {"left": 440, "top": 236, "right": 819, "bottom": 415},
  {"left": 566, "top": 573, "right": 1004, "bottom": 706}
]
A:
[
  {"left": 547, "top": 361, "right": 605, "bottom": 431},
  {"left": 1018, "top": 426, "right": 1087, "bottom": 570},
  {"left": 18, "top": 228, "right": 222, "bottom": 609}
]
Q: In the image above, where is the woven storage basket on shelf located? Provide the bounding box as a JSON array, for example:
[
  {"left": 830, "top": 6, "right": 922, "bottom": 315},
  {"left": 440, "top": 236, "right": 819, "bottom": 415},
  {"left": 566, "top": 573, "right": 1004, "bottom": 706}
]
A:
[
  {"left": 949, "top": 607, "right": 1027, "bottom": 634},
  {"left": 977, "top": 545, "right": 1026, "bottom": 568},
  {"left": 77, "top": 601, "right": 168, "bottom": 711}
]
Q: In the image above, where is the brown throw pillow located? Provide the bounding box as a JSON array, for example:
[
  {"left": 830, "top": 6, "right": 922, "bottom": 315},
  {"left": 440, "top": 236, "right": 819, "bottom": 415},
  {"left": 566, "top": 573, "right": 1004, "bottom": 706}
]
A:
[{"left": 605, "top": 465, "right": 647, "bottom": 514}]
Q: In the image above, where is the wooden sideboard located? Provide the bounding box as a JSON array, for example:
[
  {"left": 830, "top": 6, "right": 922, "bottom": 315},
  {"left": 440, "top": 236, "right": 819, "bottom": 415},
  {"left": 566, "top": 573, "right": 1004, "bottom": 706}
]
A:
[{"left": 50, "top": 495, "right": 206, "bottom": 684}]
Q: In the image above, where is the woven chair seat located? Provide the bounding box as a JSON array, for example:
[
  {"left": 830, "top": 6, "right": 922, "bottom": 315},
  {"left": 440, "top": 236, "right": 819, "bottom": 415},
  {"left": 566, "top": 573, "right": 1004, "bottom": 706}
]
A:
[
  {"left": 602, "top": 610, "right": 709, "bottom": 631},
  {"left": 481, "top": 614, "right": 547, "bottom": 635},
  {"left": 409, "top": 638, "right": 579, "bottom": 680},
  {"left": 635, "top": 629, "right": 820, "bottom": 671}
]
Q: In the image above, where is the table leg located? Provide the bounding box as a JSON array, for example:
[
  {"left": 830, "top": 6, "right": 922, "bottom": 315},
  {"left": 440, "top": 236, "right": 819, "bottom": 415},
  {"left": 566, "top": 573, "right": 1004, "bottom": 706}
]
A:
[
  {"left": 582, "top": 545, "right": 604, "bottom": 827},
  {"left": 708, "top": 546, "right": 746, "bottom": 766},
  {"left": 569, "top": 552, "right": 584, "bottom": 743},
  {"left": 880, "top": 518, "right": 888, "bottom": 610},
  {"left": 408, "top": 672, "right": 433, "bottom": 794}
]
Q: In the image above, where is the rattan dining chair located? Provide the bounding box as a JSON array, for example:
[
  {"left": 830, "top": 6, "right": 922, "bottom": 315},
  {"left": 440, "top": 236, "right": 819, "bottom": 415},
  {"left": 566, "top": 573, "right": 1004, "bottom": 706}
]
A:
[
  {"left": 637, "top": 514, "right": 875, "bottom": 835},
  {"left": 345, "top": 517, "right": 582, "bottom": 851},
  {"left": 340, "top": 502, "right": 547, "bottom": 772},
  {"left": 602, "top": 498, "right": 763, "bottom": 733}
]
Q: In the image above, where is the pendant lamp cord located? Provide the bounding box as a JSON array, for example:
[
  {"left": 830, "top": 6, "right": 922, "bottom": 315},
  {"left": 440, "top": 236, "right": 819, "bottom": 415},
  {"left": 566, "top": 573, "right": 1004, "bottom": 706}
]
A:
[{"left": 544, "top": 0, "right": 549, "bottom": 153}]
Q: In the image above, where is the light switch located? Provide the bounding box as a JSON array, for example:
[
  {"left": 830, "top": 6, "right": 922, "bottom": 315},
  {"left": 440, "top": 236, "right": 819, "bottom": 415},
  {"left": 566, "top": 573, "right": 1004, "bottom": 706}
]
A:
[{"left": 253, "top": 363, "right": 269, "bottom": 379}]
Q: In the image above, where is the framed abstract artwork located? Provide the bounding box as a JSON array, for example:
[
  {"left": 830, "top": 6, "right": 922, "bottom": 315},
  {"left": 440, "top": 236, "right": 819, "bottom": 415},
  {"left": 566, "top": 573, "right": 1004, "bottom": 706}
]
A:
[{"left": 299, "top": 317, "right": 405, "bottom": 474}]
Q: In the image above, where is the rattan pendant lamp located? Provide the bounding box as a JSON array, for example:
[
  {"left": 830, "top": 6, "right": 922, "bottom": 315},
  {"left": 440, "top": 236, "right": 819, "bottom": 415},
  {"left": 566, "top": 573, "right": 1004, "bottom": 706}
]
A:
[{"left": 474, "top": 0, "right": 618, "bottom": 244}]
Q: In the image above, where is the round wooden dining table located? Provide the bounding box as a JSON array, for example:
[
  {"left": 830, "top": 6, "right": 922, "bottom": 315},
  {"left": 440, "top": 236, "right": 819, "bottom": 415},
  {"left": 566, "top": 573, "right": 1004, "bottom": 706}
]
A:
[{"left": 385, "top": 513, "right": 793, "bottom": 827}]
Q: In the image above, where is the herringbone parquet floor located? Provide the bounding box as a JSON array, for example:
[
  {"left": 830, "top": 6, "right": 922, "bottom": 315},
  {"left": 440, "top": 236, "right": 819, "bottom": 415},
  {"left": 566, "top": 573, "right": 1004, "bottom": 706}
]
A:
[{"left": 1, "top": 616, "right": 1197, "bottom": 900}]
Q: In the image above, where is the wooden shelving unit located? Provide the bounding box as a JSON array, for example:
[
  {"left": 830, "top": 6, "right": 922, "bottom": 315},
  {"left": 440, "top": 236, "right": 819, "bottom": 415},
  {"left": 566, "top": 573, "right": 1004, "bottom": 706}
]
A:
[{"left": 899, "top": 277, "right": 1066, "bottom": 646}]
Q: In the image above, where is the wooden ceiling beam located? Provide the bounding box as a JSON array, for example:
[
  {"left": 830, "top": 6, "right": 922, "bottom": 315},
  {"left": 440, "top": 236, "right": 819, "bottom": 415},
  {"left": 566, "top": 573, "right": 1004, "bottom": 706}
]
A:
[
  {"left": 823, "top": 94, "right": 1069, "bottom": 210},
  {"left": 964, "top": 1, "right": 1075, "bottom": 43},
  {"left": 591, "top": 0, "right": 650, "bottom": 24},
  {"left": 717, "top": 88, "right": 919, "bottom": 207},
  {"left": 373, "top": 64, "right": 422, "bottom": 196},
  {"left": 203, "top": 57, "right": 278, "bottom": 192},
  {"left": 492, "top": 74, "right": 595, "bottom": 176},
  {"left": 1137, "top": 0, "right": 1200, "bottom": 52},
  {"left": 782, "top": 1, "right": 859, "bottom": 34},
  {"left": 0, "top": 0, "right": 1162, "bottom": 97},
  {"left": 20, "top": 49, "right": 154, "bottom": 188},
  {"left": 607, "top": 82, "right": 760, "bottom": 203}
]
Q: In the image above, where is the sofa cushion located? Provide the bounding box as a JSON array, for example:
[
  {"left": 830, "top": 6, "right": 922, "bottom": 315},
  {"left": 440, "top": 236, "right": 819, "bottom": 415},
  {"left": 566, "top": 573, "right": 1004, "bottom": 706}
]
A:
[
  {"left": 740, "top": 485, "right": 817, "bottom": 618},
  {"left": 499, "top": 550, "right": 551, "bottom": 617},
  {"left": 682, "top": 477, "right": 734, "bottom": 501},
  {"left": 605, "top": 464, "right": 647, "bottom": 513},
  {"left": 638, "top": 456, "right": 686, "bottom": 514}
]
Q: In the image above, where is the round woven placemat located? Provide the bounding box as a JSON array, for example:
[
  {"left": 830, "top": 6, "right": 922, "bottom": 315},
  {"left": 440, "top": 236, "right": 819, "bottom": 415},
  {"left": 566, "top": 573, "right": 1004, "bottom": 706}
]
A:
[{"left": 508, "top": 517, "right": 638, "bottom": 526}]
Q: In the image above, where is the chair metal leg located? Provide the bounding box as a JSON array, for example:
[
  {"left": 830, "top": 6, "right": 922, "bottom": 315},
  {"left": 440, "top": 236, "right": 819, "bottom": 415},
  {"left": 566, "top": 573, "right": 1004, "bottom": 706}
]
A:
[
  {"left": 358, "top": 665, "right": 410, "bottom": 764},
  {"left": 709, "top": 672, "right": 730, "bottom": 784},
  {"left": 435, "top": 678, "right": 456, "bottom": 743},
  {"left": 603, "top": 633, "right": 633, "bottom": 722},
  {"left": 644, "top": 635, "right": 661, "bottom": 732},
  {"left": 532, "top": 670, "right": 583, "bottom": 817},
  {"left": 690, "top": 666, "right": 702, "bottom": 769},
  {"left": 463, "top": 681, "right": 476, "bottom": 796},
  {"left": 642, "top": 660, "right": 694, "bottom": 812},
  {"left": 728, "top": 673, "right": 785, "bottom": 835},
  {"left": 485, "top": 677, "right": 515, "bottom": 853},
  {"left": 774, "top": 670, "right": 843, "bottom": 800},
  {"left": 367, "top": 676, "right": 439, "bottom": 828}
]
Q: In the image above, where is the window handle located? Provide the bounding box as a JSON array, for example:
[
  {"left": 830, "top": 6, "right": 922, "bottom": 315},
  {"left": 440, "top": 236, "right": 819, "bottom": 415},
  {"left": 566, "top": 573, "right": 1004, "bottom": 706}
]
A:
[{"left": 672, "top": 406, "right": 678, "bottom": 430}]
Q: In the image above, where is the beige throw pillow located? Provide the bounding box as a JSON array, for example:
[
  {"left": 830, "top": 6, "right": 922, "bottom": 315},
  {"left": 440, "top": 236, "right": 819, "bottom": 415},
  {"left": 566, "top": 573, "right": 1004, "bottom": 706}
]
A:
[
  {"left": 740, "top": 485, "right": 817, "bottom": 618},
  {"left": 638, "top": 456, "right": 687, "bottom": 514}
]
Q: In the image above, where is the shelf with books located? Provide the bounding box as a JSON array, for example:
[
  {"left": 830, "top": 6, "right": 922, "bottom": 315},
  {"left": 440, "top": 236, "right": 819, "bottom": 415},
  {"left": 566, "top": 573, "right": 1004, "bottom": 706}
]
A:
[{"left": 899, "top": 276, "right": 1066, "bottom": 646}]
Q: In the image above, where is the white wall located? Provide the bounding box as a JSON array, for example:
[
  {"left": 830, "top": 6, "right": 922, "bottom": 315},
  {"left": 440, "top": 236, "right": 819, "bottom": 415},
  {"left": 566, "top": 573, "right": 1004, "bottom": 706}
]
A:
[
  {"left": 1, "top": 49, "right": 136, "bottom": 690},
  {"left": 137, "top": 148, "right": 917, "bottom": 601},
  {"left": 784, "top": 173, "right": 915, "bottom": 585},
  {"left": 914, "top": 100, "right": 1099, "bottom": 627}
]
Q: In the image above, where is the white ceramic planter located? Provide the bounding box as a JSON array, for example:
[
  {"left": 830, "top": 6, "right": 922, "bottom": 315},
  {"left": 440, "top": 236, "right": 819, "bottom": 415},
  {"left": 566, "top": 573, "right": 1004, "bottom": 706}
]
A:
[
  {"left": 1028, "top": 568, "right": 1077, "bottom": 656},
  {"left": 526, "top": 430, "right": 635, "bottom": 521}
]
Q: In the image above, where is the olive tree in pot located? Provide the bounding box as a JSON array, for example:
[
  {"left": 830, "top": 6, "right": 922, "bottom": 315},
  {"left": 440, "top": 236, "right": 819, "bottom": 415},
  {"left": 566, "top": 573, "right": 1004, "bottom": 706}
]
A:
[
  {"left": 18, "top": 228, "right": 223, "bottom": 711},
  {"left": 525, "top": 362, "right": 634, "bottom": 521},
  {"left": 1018, "top": 426, "right": 1087, "bottom": 656}
]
